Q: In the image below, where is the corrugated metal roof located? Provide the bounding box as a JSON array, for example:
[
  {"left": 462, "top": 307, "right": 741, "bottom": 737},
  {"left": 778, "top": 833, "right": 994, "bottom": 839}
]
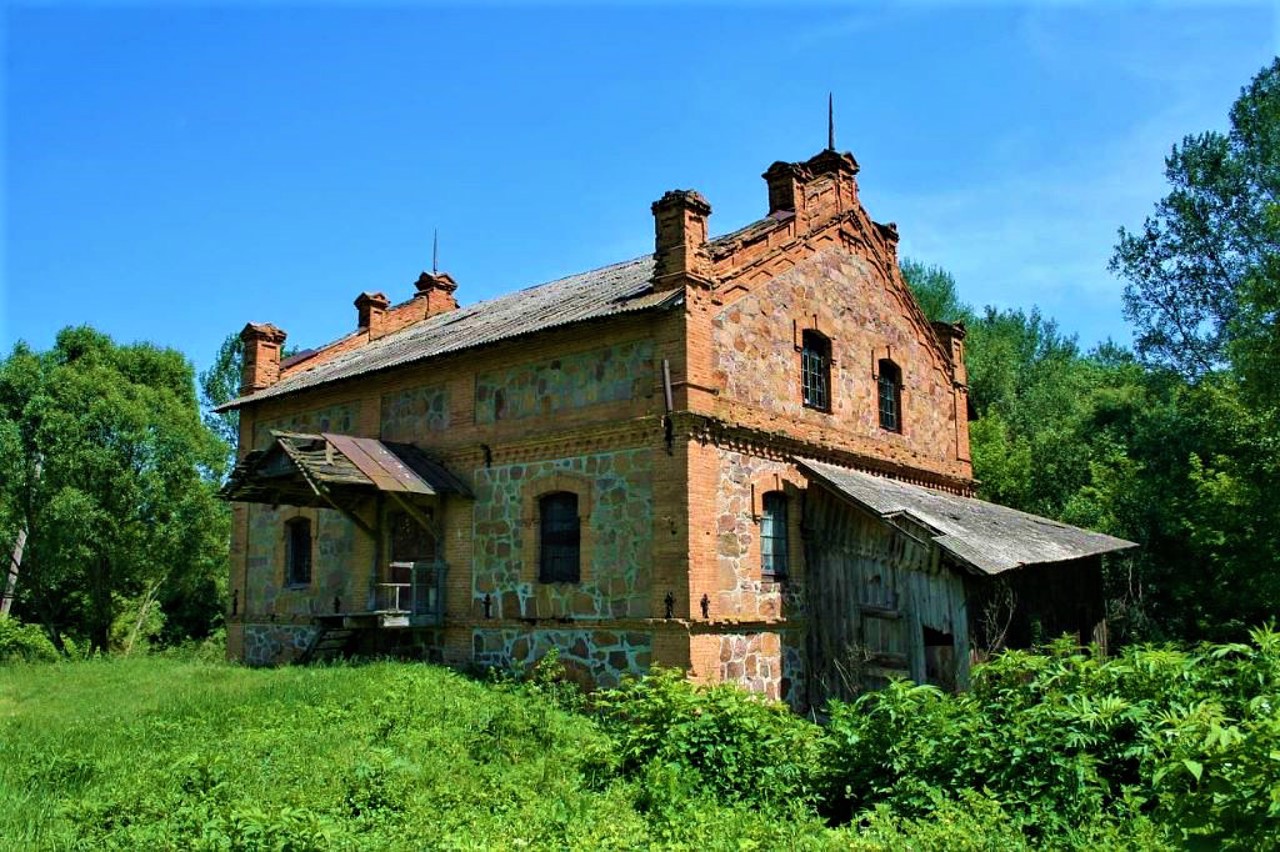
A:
[
  {"left": 797, "top": 458, "right": 1137, "bottom": 575},
  {"left": 220, "top": 254, "right": 677, "bottom": 410}
]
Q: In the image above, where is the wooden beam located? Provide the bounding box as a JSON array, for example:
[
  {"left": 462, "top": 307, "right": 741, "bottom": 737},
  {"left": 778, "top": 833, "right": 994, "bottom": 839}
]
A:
[{"left": 387, "top": 492, "right": 439, "bottom": 541}]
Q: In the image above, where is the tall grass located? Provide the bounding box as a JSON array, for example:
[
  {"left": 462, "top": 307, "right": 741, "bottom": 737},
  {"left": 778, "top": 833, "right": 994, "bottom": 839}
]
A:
[
  {"left": 0, "top": 657, "right": 830, "bottom": 850},
  {"left": 3, "top": 628, "right": 1276, "bottom": 849}
]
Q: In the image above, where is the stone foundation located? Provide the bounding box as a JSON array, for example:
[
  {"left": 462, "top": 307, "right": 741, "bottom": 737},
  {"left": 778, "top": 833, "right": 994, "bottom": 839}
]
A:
[
  {"left": 242, "top": 624, "right": 319, "bottom": 666},
  {"left": 473, "top": 628, "right": 651, "bottom": 689},
  {"left": 717, "top": 631, "right": 782, "bottom": 701}
]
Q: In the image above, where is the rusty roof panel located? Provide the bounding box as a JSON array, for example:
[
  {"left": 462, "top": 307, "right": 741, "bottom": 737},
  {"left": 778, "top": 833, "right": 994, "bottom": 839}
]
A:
[
  {"left": 385, "top": 442, "right": 474, "bottom": 498},
  {"left": 324, "top": 433, "right": 433, "bottom": 494}
]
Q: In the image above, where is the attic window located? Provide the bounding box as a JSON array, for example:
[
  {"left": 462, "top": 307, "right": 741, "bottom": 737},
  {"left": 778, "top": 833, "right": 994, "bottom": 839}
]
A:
[
  {"left": 801, "top": 331, "right": 831, "bottom": 412},
  {"left": 878, "top": 359, "right": 902, "bottom": 432}
]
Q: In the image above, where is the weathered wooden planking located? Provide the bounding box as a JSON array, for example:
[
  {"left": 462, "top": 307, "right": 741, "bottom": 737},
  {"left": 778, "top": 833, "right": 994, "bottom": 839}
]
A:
[{"left": 804, "top": 486, "right": 971, "bottom": 703}]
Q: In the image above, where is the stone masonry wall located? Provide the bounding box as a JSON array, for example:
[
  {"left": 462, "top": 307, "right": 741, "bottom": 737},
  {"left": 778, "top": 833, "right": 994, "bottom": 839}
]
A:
[
  {"left": 711, "top": 248, "right": 966, "bottom": 478},
  {"left": 380, "top": 383, "right": 449, "bottom": 442},
  {"left": 471, "top": 449, "right": 653, "bottom": 620},
  {"left": 245, "top": 505, "right": 357, "bottom": 616},
  {"left": 475, "top": 340, "right": 654, "bottom": 424},
  {"left": 713, "top": 449, "right": 805, "bottom": 620},
  {"left": 252, "top": 402, "right": 361, "bottom": 449},
  {"left": 717, "top": 632, "right": 782, "bottom": 701},
  {"left": 243, "top": 624, "right": 319, "bottom": 667},
  {"left": 473, "top": 628, "right": 651, "bottom": 689}
]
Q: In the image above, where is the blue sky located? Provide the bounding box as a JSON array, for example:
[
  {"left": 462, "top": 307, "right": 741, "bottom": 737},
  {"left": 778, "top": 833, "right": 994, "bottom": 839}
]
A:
[{"left": 4, "top": 3, "right": 1277, "bottom": 378}]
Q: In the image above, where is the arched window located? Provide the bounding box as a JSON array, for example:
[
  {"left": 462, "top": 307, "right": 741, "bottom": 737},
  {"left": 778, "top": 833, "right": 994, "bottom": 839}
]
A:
[
  {"left": 760, "top": 491, "right": 789, "bottom": 578},
  {"left": 539, "top": 492, "right": 581, "bottom": 584},
  {"left": 285, "top": 517, "right": 312, "bottom": 587},
  {"left": 801, "top": 330, "right": 831, "bottom": 411},
  {"left": 878, "top": 359, "right": 902, "bottom": 432}
]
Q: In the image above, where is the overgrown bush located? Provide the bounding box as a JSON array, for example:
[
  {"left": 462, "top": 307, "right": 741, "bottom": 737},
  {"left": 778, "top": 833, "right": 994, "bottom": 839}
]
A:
[
  {"left": 819, "top": 627, "right": 1280, "bottom": 848},
  {"left": 595, "top": 666, "right": 822, "bottom": 808},
  {"left": 0, "top": 615, "right": 58, "bottom": 663}
]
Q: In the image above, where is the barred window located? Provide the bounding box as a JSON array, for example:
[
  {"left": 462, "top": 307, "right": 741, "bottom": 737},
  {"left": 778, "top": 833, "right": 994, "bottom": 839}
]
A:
[
  {"left": 285, "top": 518, "right": 312, "bottom": 587},
  {"left": 539, "top": 492, "right": 581, "bottom": 584},
  {"left": 801, "top": 331, "right": 831, "bottom": 411},
  {"left": 760, "top": 491, "right": 789, "bottom": 578},
  {"left": 878, "top": 359, "right": 902, "bottom": 432}
]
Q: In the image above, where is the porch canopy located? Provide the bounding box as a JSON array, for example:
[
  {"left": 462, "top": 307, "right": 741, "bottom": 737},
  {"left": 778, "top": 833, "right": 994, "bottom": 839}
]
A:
[
  {"left": 796, "top": 458, "right": 1136, "bottom": 575},
  {"left": 220, "top": 430, "right": 471, "bottom": 511}
]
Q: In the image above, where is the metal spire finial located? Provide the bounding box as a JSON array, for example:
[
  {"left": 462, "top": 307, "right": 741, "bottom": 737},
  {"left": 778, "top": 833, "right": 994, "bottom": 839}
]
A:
[
  {"left": 432, "top": 228, "right": 439, "bottom": 274},
  {"left": 828, "top": 93, "right": 835, "bottom": 151}
]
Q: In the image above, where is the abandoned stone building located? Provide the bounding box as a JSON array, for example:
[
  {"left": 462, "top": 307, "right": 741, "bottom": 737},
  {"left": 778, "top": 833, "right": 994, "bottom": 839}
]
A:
[{"left": 219, "top": 146, "right": 1134, "bottom": 709}]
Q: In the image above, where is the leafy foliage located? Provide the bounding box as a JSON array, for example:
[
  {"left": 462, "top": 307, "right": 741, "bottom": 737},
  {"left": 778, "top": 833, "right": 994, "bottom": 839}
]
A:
[
  {"left": 197, "top": 331, "right": 244, "bottom": 471},
  {"left": 823, "top": 629, "right": 1280, "bottom": 848},
  {"left": 0, "top": 615, "right": 58, "bottom": 663},
  {"left": 0, "top": 328, "right": 229, "bottom": 652},
  {"left": 1111, "top": 57, "right": 1280, "bottom": 380},
  {"left": 595, "top": 666, "right": 820, "bottom": 808}
]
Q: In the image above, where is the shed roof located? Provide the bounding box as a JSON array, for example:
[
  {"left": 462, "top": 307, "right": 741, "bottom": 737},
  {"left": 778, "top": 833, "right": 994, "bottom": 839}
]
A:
[{"left": 796, "top": 458, "right": 1137, "bottom": 575}]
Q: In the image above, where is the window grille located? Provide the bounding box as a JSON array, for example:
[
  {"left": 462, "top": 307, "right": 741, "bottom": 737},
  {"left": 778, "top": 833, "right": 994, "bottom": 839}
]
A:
[
  {"left": 878, "top": 359, "right": 902, "bottom": 432},
  {"left": 760, "top": 491, "right": 789, "bottom": 578},
  {"left": 801, "top": 331, "right": 831, "bottom": 411}
]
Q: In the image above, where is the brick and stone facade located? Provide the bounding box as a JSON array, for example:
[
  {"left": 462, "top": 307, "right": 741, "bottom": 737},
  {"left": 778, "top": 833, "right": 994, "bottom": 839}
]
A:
[{"left": 222, "top": 147, "right": 978, "bottom": 710}]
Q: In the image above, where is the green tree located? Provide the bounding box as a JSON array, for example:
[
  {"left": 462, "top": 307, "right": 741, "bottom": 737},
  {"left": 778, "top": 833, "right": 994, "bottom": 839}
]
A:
[
  {"left": 0, "top": 327, "right": 229, "bottom": 652},
  {"left": 899, "top": 259, "right": 974, "bottom": 326},
  {"left": 198, "top": 331, "right": 243, "bottom": 472},
  {"left": 1111, "top": 57, "right": 1280, "bottom": 381}
]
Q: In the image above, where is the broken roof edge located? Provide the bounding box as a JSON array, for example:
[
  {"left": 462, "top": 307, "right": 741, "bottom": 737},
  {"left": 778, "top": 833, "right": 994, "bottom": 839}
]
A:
[
  {"left": 220, "top": 429, "right": 472, "bottom": 502},
  {"left": 794, "top": 457, "right": 1138, "bottom": 576}
]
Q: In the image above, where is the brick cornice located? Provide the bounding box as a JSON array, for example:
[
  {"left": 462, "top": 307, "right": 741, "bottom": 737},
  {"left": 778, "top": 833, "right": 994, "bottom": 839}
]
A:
[{"left": 671, "top": 411, "right": 975, "bottom": 495}]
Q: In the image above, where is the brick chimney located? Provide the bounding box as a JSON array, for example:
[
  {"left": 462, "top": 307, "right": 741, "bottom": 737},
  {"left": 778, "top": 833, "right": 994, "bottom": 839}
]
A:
[
  {"left": 354, "top": 291, "right": 391, "bottom": 338},
  {"left": 239, "top": 323, "right": 288, "bottom": 395},
  {"left": 763, "top": 161, "right": 810, "bottom": 229},
  {"left": 761, "top": 151, "right": 861, "bottom": 233},
  {"left": 651, "top": 189, "right": 712, "bottom": 287},
  {"left": 412, "top": 271, "right": 459, "bottom": 317},
  {"left": 804, "top": 148, "right": 860, "bottom": 214}
]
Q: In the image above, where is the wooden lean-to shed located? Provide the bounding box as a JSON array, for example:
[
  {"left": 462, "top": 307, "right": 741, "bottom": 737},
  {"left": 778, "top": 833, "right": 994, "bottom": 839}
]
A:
[{"left": 796, "top": 459, "right": 1137, "bottom": 704}]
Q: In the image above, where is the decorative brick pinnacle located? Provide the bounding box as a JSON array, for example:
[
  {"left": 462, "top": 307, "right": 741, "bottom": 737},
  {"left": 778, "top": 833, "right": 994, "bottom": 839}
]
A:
[
  {"left": 414, "top": 271, "right": 458, "bottom": 295},
  {"left": 651, "top": 189, "right": 712, "bottom": 217}
]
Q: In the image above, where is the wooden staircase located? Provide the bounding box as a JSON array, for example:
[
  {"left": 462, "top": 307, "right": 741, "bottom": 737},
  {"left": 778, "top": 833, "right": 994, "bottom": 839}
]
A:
[{"left": 298, "top": 627, "right": 356, "bottom": 664}]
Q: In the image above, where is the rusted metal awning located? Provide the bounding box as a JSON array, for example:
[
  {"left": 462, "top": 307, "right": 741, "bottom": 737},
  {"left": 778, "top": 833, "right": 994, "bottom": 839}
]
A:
[{"left": 220, "top": 431, "right": 471, "bottom": 509}]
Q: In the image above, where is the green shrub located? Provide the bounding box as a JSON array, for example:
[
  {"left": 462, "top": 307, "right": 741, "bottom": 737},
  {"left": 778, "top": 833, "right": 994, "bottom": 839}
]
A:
[
  {"left": 0, "top": 615, "right": 58, "bottom": 663},
  {"left": 1143, "top": 626, "right": 1280, "bottom": 848},
  {"left": 819, "top": 627, "right": 1280, "bottom": 847},
  {"left": 596, "top": 666, "right": 822, "bottom": 807}
]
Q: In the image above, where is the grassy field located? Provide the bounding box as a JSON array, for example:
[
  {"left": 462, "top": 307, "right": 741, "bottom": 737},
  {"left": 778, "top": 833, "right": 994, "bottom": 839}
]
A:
[
  {"left": 4, "top": 636, "right": 1275, "bottom": 850},
  {"left": 0, "top": 657, "right": 844, "bottom": 850}
]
